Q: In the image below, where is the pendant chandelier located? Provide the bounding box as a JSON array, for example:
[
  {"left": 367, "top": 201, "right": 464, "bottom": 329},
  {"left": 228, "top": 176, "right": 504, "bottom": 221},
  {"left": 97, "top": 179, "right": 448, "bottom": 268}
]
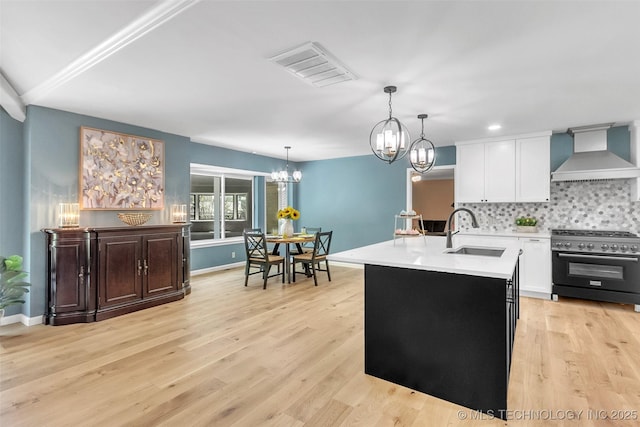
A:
[
  {"left": 271, "top": 146, "right": 302, "bottom": 183},
  {"left": 409, "top": 114, "right": 436, "bottom": 174},
  {"left": 369, "top": 85, "right": 410, "bottom": 163}
]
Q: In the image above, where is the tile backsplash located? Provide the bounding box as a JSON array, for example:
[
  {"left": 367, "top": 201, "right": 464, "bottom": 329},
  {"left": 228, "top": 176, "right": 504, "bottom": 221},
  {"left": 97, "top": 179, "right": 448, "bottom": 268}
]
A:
[{"left": 457, "top": 179, "right": 640, "bottom": 233}]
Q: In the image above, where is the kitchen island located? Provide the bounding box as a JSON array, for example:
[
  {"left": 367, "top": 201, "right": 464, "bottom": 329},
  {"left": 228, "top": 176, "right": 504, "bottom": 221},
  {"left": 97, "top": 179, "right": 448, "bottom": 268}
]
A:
[{"left": 329, "top": 236, "right": 521, "bottom": 419}]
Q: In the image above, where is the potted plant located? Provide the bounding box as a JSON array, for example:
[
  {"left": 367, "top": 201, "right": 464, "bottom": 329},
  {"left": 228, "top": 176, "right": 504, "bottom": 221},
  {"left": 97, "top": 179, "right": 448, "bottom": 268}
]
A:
[
  {"left": 0, "top": 255, "right": 31, "bottom": 319},
  {"left": 515, "top": 216, "right": 538, "bottom": 232}
]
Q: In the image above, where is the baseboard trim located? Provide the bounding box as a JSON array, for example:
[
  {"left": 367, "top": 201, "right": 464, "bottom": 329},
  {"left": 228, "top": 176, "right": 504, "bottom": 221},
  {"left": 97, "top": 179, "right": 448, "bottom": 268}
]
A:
[
  {"left": 329, "top": 261, "right": 364, "bottom": 269},
  {"left": 1, "top": 313, "right": 43, "bottom": 326},
  {"left": 520, "top": 290, "right": 552, "bottom": 300},
  {"left": 191, "top": 260, "right": 363, "bottom": 276},
  {"left": 191, "top": 261, "right": 245, "bottom": 276}
]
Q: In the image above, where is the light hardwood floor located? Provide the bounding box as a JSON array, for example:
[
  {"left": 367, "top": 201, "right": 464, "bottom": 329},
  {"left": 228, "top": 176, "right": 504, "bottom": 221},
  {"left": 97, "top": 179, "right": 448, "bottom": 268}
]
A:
[{"left": 1, "top": 266, "right": 639, "bottom": 426}]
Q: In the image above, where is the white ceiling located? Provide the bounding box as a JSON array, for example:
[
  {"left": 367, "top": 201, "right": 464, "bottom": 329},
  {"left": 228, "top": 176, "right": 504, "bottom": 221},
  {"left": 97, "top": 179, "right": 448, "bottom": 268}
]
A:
[{"left": 2, "top": 0, "right": 640, "bottom": 162}]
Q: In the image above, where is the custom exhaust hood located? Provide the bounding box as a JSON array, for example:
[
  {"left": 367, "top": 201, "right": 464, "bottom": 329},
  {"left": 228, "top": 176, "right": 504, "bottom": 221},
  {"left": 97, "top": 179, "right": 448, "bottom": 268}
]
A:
[{"left": 551, "top": 123, "right": 640, "bottom": 182}]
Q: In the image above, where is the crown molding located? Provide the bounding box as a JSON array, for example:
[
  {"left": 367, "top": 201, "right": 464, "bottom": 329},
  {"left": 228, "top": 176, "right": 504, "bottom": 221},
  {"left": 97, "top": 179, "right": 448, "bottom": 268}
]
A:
[
  {"left": 0, "top": 72, "right": 26, "bottom": 121},
  {"left": 20, "top": 0, "right": 200, "bottom": 106}
]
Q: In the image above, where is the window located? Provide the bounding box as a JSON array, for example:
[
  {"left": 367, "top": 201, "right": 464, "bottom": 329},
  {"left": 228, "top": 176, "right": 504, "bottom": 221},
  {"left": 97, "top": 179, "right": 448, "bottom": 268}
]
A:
[
  {"left": 189, "top": 163, "right": 289, "bottom": 244},
  {"left": 266, "top": 181, "right": 281, "bottom": 234},
  {"left": 190, "top": 169, "right": 253, "bottom": 241},
  {"left": 224, "top": 193, "right": 247, "bottom": 220},
  {"left": 194, "top": 194, "right": 214, "bottom": 220}
]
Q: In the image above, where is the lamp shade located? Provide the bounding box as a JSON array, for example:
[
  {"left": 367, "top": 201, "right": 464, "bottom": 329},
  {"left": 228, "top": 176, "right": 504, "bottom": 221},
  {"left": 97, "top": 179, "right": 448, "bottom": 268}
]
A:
[
  {"left": 369, "top": 86, "right": 410, "bottom": 164},
  {"left": 272, "top": 146, "right": 302, "bottom": 183},
  {"left": 369, "top": 117, "right": 410, "bottom": 163},
  {"left": 409, "top": 114, "right": 436, "bottom": 174}
]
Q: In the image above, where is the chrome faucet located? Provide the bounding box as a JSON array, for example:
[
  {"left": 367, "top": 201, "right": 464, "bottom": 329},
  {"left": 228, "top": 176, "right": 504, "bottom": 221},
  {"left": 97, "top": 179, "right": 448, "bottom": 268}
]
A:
[{"left": 446, "top": 208, "right": 479, "bottom": 248}]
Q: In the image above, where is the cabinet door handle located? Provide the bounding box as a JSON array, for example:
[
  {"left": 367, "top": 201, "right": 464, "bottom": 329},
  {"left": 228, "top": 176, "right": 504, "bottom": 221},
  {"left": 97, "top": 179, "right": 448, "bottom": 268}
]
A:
[
  {"left": 138, "top": 259, "right": 143, "bottom": 276},
  {"left": 79, "top": 265, "right": 85, "bottom": 285},
  {"left": 143, "top": 259, "right": 149, "bottom": 275}
]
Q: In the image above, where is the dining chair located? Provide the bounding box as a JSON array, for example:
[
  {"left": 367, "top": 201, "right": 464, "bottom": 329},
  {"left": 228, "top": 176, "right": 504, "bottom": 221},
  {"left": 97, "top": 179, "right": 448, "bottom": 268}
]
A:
[
  {"left": 292, "top": 231, "right": 332, "bottom": 286},
  {"left": 243, "top": 230, "right": 284, "bottom": 289},
  {"left": 300, "top": 227, "right": 322, "bottom": 254}
]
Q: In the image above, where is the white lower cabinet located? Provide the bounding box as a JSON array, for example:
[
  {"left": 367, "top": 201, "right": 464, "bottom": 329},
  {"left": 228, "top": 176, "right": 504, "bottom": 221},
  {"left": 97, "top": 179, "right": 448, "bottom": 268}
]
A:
[
  {"left": 452, "top": 233, "right": 551, "bottom": 298},
  {"left": 519, "top": 237, "right": 551, "bottom": 297}
]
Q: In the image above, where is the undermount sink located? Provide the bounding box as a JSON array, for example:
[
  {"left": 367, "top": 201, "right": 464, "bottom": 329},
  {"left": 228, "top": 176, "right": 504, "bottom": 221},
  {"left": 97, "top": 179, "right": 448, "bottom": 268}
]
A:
[{"left": 445, "top": 246, "right": 505, "bottom": 257}]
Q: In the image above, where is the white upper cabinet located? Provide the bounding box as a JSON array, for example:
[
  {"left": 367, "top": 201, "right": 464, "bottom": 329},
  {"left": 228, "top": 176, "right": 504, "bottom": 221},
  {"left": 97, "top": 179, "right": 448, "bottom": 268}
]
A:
[
  {"left": 455, "top": 139, "right": 515, "bottom": 203},
  {"left": 455, "top": 143, "right": 486, "bottom": 203},
  {"left": 456, "top": 131, "right": 551, "bottom": 204},
  {"left": 515, "top": 136, "right": 550, "bottom": 202},
  {"left": 484, "top": 140, "right": 516, "bottom": 202}
]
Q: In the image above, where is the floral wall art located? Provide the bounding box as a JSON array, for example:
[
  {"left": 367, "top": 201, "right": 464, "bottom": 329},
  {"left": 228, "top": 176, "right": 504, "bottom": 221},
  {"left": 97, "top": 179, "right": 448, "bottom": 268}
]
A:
[{"left": 80, "top": 127, "right": 164, "bottom": 209}]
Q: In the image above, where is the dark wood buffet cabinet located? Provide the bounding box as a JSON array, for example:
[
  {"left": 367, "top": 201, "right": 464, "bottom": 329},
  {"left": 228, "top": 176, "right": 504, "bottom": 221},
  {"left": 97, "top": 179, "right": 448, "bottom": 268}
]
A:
[{"left": 42, "top": 225, "right": 190, "bottom": 325}]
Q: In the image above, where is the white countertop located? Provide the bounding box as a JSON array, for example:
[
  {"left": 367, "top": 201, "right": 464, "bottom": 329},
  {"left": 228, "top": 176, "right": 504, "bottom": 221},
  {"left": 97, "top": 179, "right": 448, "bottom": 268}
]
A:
[{"left": 329, "top": 235, "right": 521, "bottom": 280}]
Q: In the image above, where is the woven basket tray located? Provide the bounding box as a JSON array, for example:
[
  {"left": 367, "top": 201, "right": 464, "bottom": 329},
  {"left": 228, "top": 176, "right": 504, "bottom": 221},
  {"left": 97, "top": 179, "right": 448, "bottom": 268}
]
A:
[{"left": 117, "top": 212, "right": 152, "bottom": 226}]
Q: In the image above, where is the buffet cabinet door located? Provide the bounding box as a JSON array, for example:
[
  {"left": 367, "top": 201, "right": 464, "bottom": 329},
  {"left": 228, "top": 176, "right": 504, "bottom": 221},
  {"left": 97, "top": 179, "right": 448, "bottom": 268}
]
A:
[
  {"left": 142, "top": 233, "right": 179, "bottom": 297},
  {"left": 45, "top": 230, "right": 97, "bottom": 325},
  {"left": 97, "top": 231, "right": 181, "bottom": 308},
  {"left": 98, "top": 235, "right": 143, "bottom": 308}
]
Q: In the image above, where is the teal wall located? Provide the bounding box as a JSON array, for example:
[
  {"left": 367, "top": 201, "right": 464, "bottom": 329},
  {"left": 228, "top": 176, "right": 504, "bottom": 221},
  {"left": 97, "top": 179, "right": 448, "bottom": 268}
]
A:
[
  {"left": 0, "top": 107, "right": 26, "bottom": 317},
  {"left": 434, "top": 145, "right": 456, "bottom": 166},
  {"left": 550, "top": 133, "right": 574, "bottom": 171},
  {"left": 191, "top": 242, "right": 246, "bottom": 271},
  {"left": 296, "top": 155, "right": 404, "bottom": 253},
  {"left": 295, "top": 145, "right": 456, "bottom": 253},
  {"left": 189, "top": 142, "right": 294, "bottom": 173},
  {"left": 607, "top": 126, "right": 631, "bottom": 160}
]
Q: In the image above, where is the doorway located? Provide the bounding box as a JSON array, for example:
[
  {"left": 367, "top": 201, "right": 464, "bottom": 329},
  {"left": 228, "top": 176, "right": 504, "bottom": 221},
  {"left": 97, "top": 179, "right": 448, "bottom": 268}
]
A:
[{"left": 406, "top": 166, "right": 455, "bottom": 234}]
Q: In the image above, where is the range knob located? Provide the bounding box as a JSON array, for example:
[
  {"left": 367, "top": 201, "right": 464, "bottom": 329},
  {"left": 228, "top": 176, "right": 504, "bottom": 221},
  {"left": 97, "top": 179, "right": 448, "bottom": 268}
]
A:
[
  {"left": 555, "top": 242, "right": 564, "bottom": 248},
  {"left": 578, "top": 243, "right": 585, "bottom": 249},
  {"left": 611, "top": 244, "right": 619, "bottom": 251},
  {"left": 587, "top": 243, "right": 594, "bottom": 250},
  {"left": 601, "top": 244, "right": 609, "bottom": 251},
  {"left": 564, "top": 242, "right": 572, "bottom": 248},
  {"left": 631, "top": 245, "right": 639, "bottom": 253},
  {"left": 620, "top": 245, "right": 629, "bottom": 252}
]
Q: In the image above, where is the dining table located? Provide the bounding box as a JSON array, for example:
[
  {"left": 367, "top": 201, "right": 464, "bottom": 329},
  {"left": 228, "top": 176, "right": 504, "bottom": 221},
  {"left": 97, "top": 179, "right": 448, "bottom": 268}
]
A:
[{"left": 266, "top": 234, "right": 315, "bottom": 283}]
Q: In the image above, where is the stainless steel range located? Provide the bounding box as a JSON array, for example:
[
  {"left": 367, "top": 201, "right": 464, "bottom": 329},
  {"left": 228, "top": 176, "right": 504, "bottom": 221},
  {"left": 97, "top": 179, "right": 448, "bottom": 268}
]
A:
[{"left": 551, "top": 229, "right": 640, "bottom": 312}]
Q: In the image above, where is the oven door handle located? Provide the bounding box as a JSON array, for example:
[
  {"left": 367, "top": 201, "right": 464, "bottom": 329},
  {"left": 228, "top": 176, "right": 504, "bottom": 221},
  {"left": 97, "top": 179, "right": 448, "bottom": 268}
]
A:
[{"left": 558, "top": 253, "right": 639, "bottom": 262}]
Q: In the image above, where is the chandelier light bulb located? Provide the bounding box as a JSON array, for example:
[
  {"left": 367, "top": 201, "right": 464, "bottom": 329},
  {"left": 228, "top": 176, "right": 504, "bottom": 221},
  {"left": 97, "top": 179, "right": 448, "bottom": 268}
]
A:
[
  {"left": 369, "top": 86, "right": 410, "bottom": 164},
  {"left": 409, "top": 114, "right": 437, "bottom": 174},
  {"left": 272, "top": 146, "right": 302, "bottom": 183}
]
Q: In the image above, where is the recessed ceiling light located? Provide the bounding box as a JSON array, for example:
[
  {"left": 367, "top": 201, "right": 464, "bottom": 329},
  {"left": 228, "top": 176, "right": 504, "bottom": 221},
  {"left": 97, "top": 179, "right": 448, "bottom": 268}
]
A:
[{"left": 488, "top": 124, "right": 501, "bottom": 131}]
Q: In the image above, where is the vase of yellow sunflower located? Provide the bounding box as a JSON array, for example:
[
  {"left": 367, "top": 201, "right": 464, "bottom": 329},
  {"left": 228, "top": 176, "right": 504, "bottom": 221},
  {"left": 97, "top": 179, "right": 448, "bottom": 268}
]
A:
[{"left": 277, "top": 206, "right": 300, "bottom": 237}]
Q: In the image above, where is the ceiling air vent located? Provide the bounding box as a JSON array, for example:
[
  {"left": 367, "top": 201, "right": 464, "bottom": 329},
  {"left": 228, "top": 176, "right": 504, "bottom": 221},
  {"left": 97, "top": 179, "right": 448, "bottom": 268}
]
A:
[{"left": 269, "top": 42, "right": 357, "bottom": 88}]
